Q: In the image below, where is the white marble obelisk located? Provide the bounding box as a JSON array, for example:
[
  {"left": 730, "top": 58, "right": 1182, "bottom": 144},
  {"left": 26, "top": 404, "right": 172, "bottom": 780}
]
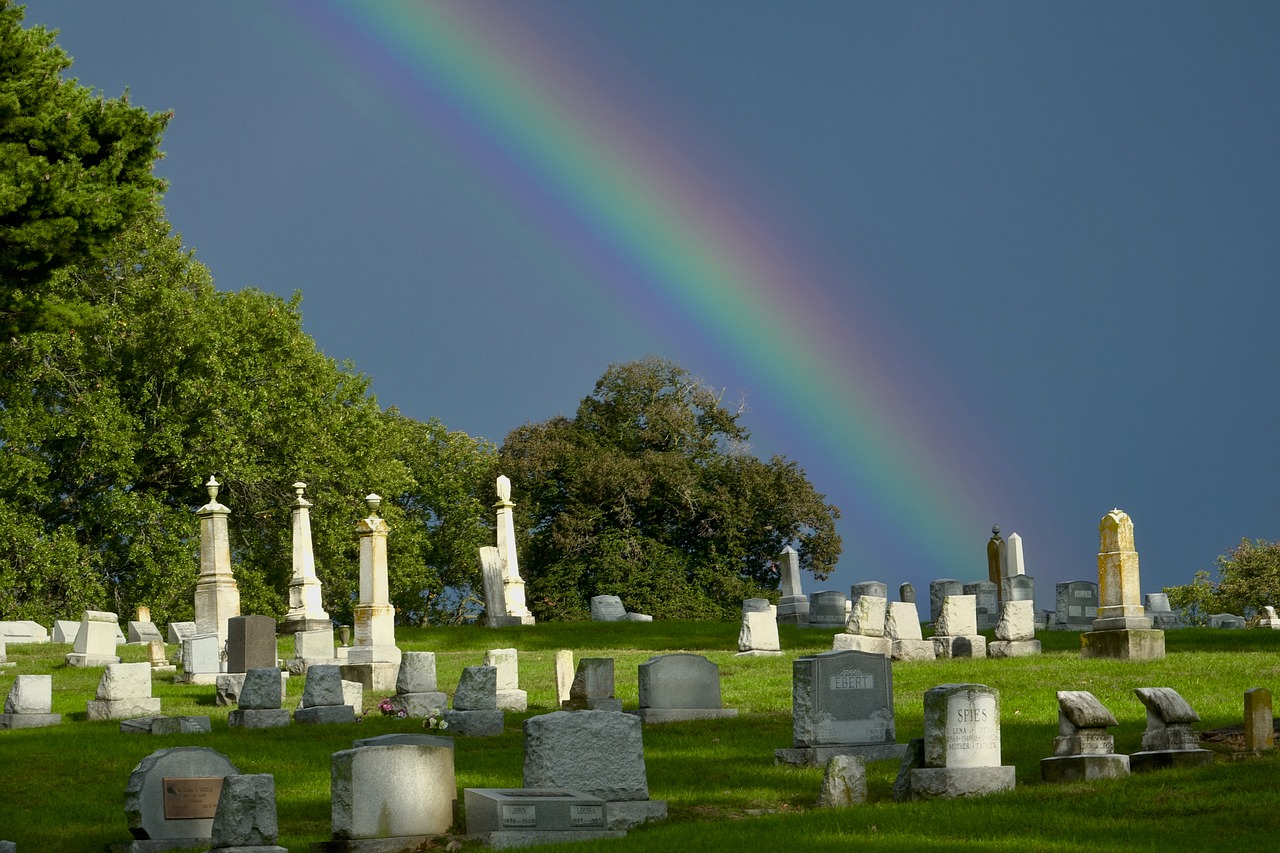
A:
[
  {"left": 494, "top": 476, "right": 535, "bottom": 625},
  {"left": 194, "top": 476, "right": 240, "bottom": 656},
  {"left": 348, "top": 494, "right": 400, "bottom": 691},
  {"left": 281, "top": 482, "right": 331, "bottom": 635}
]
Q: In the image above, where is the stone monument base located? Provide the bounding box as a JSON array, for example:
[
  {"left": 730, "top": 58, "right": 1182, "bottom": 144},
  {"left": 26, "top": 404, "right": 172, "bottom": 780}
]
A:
[
  {"left": 388, "top": 692, "right": 447, "bottom": 717},
  {"left": 603, "top": 800, "right": 667, "bottom": 830},
  {"left": 87, "top": 698, "right": 161, "bottom": 721},
  {"left": 932, "top": 635, "right": 987, "bottom": 659},
  {"left": 1040, "top": 753, "right": 1130, "bottom": 782},
  {"left": 340, "top": 661, "right": 399, "bottom": 693},
  {"left": 229, "top": 708, "right": 292, "bottom": 729},
  {"left": 631, "top": 707, "right": 738, "bottom": 724},
  {"left": 0, "top": 712, "right": 61, "bottom": 729},
  {"left": 733, "top": 649, "right": 783, "bottom": 657},
  {"left": 295, "top": 705, "right": 356, "bottom": 725},
  {"left": 496, "top": 689, "right": 528, "bottom": 712},
  {"left": 905, "top": 766, "right": 1016, "bottom": 799},
  {"left": 443, "top": 708, "right": 504, "bottom": 736},
  {"left": 775, "top": 742, "right": 909, "bottom": 767},
  {"left": 278, "top": 616, "right": 333, "bottom": 636},
  {"left": 989, "top": 639, "right": 1041, "bottom": 658},
  {"left": 1129, "top": 749, "right": 1214, "bottom": 772},
  {"left": 891, "top": 639, "right": 936, "bottom": 662},
  {"left": 65, "top": 652, "right": 120, "bottom": 668},
  {"left": 831, "top": 634, "right": 891, "bottom": 656},
  {"left": 1080, "top": 629, "right": 1165, "bottom": 661},
  {"left": 480, "top": 830, "right": 626, "bottom": 849}
]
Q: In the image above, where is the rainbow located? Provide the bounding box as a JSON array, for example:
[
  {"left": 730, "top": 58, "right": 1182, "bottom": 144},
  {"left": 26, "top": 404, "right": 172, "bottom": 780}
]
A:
[{"left": 261, "top": 0, "right": 1017, "bottom": 581}]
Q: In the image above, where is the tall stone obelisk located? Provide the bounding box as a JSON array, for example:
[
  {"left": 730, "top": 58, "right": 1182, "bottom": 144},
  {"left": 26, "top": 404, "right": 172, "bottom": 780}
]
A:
[
  {"left": 346, "top": 494, "right": 400, "bottom": 691},
  {"left": 494, "top": 476, "right": 535, "bottom": 625},
  {"left": 194, "top": 476, "right": 240, "bottom": 655},
  {"left": 280, "top": 482, "right": 331, "bottom": 635},
  {"left": 1081, "top": 509, "right": 1165, "bottom": 660}
]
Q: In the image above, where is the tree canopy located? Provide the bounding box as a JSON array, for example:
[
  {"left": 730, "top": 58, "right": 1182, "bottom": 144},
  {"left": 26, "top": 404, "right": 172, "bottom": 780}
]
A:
[
  {"left": 0, "top": 208, "right": 496, "bottom": 625},
  {"left": 500, "top": 357, "right": 841, "bottom": 620},
  {"left": 0, "top": 0, "right": 169, "bottom": 331},
  {"left": 1165, "top": 538, "right": 1280, "bottom": 625}
]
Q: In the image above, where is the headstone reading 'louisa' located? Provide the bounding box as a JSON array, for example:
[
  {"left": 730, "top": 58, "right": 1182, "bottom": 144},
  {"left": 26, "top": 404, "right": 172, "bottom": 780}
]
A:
[
  {"left": 775, "top": 649, "right": 905, "bottom": 766},
  {"left": 464, "top": 787, "right": 622, "bottom": 847},
  {"left": 633, "top": 654, "right": 737, "bottom": 723},
  {"left": 895, "top": 683, "right": 1015, "bottom": 800}
]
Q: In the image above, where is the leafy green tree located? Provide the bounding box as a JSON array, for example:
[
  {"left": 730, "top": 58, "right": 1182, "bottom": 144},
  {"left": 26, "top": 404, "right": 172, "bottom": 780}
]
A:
[
  {"left": 0, "top": 1, "right": 169, "bottom": 332},
  {"left": 1163, "top": 569, "right": 1215, "bottom": 627},
  {"left": 500, "top": 357, "right": 841, "bottom": 620},
  {"left": 1164, "top": 538, "right": 1280, "bottom": 624},
  {"left": 0, "top": 209, "right": 495, "bottom": 625}
]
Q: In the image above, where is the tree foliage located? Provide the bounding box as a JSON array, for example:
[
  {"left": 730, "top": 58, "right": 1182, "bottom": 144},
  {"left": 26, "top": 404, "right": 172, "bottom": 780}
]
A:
[
  {"left": 1164, "top": 538, "right": 1280, "bottom": 624},
  {"left": 500, "top": 357, "right": 841, "bottom": 620},
  {"left": 0, "top": 1, "right": 170, "bottom": 332},
  {"left": 0, "top": 209, "right": 496, "bottom": 625}
]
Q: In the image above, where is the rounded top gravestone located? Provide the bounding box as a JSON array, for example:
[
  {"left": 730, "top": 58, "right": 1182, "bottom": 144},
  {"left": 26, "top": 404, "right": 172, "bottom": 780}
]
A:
[{"left": 124, "top": 747, "right": 240, "bottom": 840}]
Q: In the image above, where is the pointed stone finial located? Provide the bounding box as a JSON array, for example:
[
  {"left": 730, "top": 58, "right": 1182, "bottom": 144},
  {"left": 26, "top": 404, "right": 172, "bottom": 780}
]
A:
[
  {"left": 206, "top": 476, "right": 220, "bottom": 502},
  {"left": 991, "top": 524, "right": 1001, "bottom": 538},
  {"left": 292, "top": 482, "right": 312, "bottom": 508},
  {"left": 365, "top": 494, "right": 382, "bottom": 516},
  {"left": 496, "top": 475, "right": 512, "bottom": 503}
]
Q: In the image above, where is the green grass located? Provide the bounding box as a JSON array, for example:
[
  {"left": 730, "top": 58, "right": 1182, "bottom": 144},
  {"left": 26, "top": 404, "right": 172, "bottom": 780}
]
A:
[{"left": 1, "top": 623, "right": 1278, "bottom": 852}]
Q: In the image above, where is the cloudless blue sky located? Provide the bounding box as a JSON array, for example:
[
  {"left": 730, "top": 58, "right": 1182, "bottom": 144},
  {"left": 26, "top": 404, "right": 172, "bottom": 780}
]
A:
[{"left": 24, "top": 1, "right": 1280, "bottom": 611}]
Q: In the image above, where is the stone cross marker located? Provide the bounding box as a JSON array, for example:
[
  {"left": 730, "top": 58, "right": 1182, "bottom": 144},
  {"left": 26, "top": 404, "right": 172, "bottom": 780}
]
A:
[
  {"left": 194, "top": 477, "right": 241, "bottom": 654},
  {"left": 281, "top": 482, "right": 331, "bottom": 635}
]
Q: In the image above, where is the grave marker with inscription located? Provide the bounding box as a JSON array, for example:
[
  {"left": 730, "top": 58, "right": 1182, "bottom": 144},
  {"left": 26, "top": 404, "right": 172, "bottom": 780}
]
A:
[
  {"left": 464, "top": 788, "right": 624, "bottom": 847},
  {"left": 122, "top": 747, "right": 240, "bottom": 846},
  {"left": 1055, "top": 581, "right": 1098, "bottom": 630},
  {"left": 896, "top": 683, "right": 1015, "bottom": 800}
]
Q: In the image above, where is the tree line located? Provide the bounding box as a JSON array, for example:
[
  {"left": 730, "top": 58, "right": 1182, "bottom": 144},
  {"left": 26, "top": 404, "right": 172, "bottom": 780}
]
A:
[{"left": 0, "top": 4, "right": 841, "bottom": 626}]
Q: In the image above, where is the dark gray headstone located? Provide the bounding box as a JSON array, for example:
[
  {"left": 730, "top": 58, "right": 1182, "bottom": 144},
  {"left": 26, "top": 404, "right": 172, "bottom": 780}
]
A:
[
  {"left": 1055, "top": 581, "right": 1098, "bottom": 628},
  {"left": 637, "top": 654, "right": 722, "bottom": 710},
  {"left": 524, "top": 711, "right": 648, "bottom": 801},
  {"left": 1002, "top": 574, "right": 1035, "bottom": 603},
  {"left": 809, "top": 591, "right": 848, "bottom": 626},
  {"left": 792, "top": 650, "right": 896, "bottom": 748},
  {"left": 850, "top": 581, "right": 888, "bottom": 600},
  {"left": 963, "top": 581, "right": 999, "bottom": 630},
  {"left": 226, "top": 616, "right": 277, "bottom": 673},
  {"left": 899, "top": 583, "right": 916, "bottom": 604},
  {"left": 929, "top": 580, "right": 964, "bottom": 624}
]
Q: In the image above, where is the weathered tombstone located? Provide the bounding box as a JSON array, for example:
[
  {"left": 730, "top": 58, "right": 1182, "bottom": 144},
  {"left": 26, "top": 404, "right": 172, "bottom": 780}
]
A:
[
  {"left": 808, "top": 591, "right": 848, "bottom": 628},
  {"left": 928, "top": 580, "right": 964, "bottom": 624},
  {"left": 0, "top": 620, "right": 49, "bottom": 643},
  {"left": 1144, "top": 592, "right": 1184, "bottom": 630},
  {"left": 988, "top": 600, "right": 1041, "bottom": 658},
  {"left": 963, "top": 580, "right": 999, "bottom": 631},
  {"left": 120, "top": 715, "right": 212, "bottom": 736},
  {"left": 835, "top": 590, "right": 890, "bottom": 657},
  {"left": 88, "top": 662, "right": 161, "bottom": 721},
  {"left": 775, "top": 649, "right": 906, "bottom": 766},
  {"left": 209, "top": 773, "right": 285, "bottom": 852},
  {"left": 479, "top": 545, "right": 510, "bottom": 627},
  {"left": 987, "top": 526, "right": 1006, "bottom": 591},
  {"left": 330, "top": 741, "right": 457, "bottom": 842},
  {"left": 932, "top": 595, "right": 987, "bottom": 659},
  {"left": 127, "top": 618, "right": 165, "bottom": 647},
  {"left": 486, "top": 647, "right": 528, "bottom": 712},
  {"left": 65, "top": 610, "right": 121, "bottom": 668},
  {"left": 1244, "top": 688, "right": 1274, "bottom": 753},
  {"left": 345, "top": 495, "right": 401, "bottom": 693},
  {"left": 0, "top": 674, "right": 61, "bottom": 729},
  {"left": 633, "top": 654, "right": 737, "bottom": 723},
  {"left": 1209, "top": 613, "right": 1246, "bottom": 629},
  {"left": 226, "top": 615, "right": 277, "bottom": 673},
  {"left": 737, "top": 598, "right": 782, "bottom": 656},
  {"left": 123, "top": 747, "right": 239, "bottom": 846},
  {"left": 816, "top": 755, "right": 867, "bottom": 808},
  {"left": 464, "top": 787, "right": 621, "bottom": 847},
  {"left": 53, "top": 619, "right": 80, "bottom": 645},
  {"left": 295, "top": 664, "right": 356, "bottom": 725},
  {"left": 179, "top": 633, "right": 222, "bottom": 685},
  {"left": 389, "top": 651, "right": 447, "bottom": 717},
  {"left": 148, "top": 639, "right": 176, "bottom": 674},
  {"left": 1129, "top": 687, "right": 1213, "bottom": 771},
  {"left": 1001, "top": 574, "right": 1035, "bottom": 603},
  {"left": 287, "top": 628, "right": 337, "bottom": 675},
  {"left": 228, "top": 668, "right": 290, "bottom": 729},
  {"left": 1040, "top": 691, "right": 1129, "bottom": 782},
  {"left": 280, "top": 482, "right": 331, "bottom": 636},
  {"left": 1054, "top": 581, "right": 1099, "bottom": 630},
  {"left": 896, "top": 683, "right": 1015, "bottom": 800},
  {"left": 194, "top": 477, "right": 241, "bottom": 653},
  {"left": 444, "top": 665, "right": 503, "bottom": 736},
  {"left": 554, "top": 650, "right": 575, "bottom": 708},
  {"left": 776, "top": 545, "right": 810, "bottom": 625},
  {"left": 563, "top": 658, "right": 621, "bottom": 711},
  {"left": 589, "top": 595, "right": 628, "bottom": 622},
  {"left": 899, "top": 582, "right": 916, "bottom": 604},
  {"left": 1081, "top": 510, "right": 1165, "bottom": 660},
  {"left": 524, "top": 710, "right": 667, "bottom": 829},
  {"left": 884, "top": 601, "right": 934, "bottom": 661}
]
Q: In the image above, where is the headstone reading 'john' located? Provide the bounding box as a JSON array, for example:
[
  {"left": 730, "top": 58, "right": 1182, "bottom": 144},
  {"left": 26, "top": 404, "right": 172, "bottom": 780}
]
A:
[
  {"left": 895, "top": 683, "right": 1015, "bottom": 800},
  {"left": 464, "top": 787, "right": 622, "bottom": 847},
  {"left": 1039, "top": 690, "right": 1129, "bottom": 782},
  {"left": 633, "top": 654, "right": 737, "bottom": 723},
  {"left": 524, "top": 710, "right": 667, "bottom": 829},
  {"left": 775, "top": 649, "right": 906, "bottom": 766},
  {"left": 1129, "top": 687, "right": 1213, "bottom": 771},
  {"left": 1081, "top": 510, "right": 1165, "bottom": 660},
  {"left": 123, "top": 747, "right": 240, "bottom": 846}
]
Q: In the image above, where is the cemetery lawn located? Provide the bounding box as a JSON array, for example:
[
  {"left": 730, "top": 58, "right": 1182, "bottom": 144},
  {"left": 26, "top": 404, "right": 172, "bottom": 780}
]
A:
[{"left": 1, "top": 623, "right": 1278, "bottom": 852}]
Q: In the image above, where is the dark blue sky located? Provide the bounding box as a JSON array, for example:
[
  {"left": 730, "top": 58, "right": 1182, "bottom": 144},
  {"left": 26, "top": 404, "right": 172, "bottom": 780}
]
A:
[{"left": 24, "top": 1, "right": 1280, "bottom": 609}]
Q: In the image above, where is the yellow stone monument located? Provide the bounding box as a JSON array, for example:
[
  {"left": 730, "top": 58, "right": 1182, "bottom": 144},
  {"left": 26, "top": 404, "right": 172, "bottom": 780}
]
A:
[{"left": 1080, "top": 509, "right": 1165, "bottom": 660}]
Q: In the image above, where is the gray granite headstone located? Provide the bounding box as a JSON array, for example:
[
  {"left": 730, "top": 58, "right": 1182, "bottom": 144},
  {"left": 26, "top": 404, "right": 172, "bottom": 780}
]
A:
[
  {"left": 209, "top": 773, "right": 281, "bottom": 849},
  {"left": 238, "top": 668, "right": 283, "bottom": 710},
  {"left": 123, "top": 747, "right": 240, "bottom": 841},
  {"left": 1055, "top": 581, "right": 1099, "bottom": 629},
  {"left": 453, "top": 665, "right": 498, "bottom": 710},
  {"left": 1002, "top": 574, "right": 1035, "bottom": 603},
  {"left": 589, "top": 596, "right": 627, "bottom": 622},
  {"left": 850, "top": 581, "right": 888, "bottom": 600},
  {"left": 524, "top": 711, "right": 649, "bottom": 802},
  {"left": 792, "top": 650, "right": 896, "bottom": 747},
  {"left": 226, "top": 615, "right": 277, "bottom": 673},
  {"left": 899, "top": 583, "right": 916, "bottom": 604},
  {"left": 809, "top": 591, "right": 848, "bottom": 627},
  {"left": 635, "top": 653, "right": 733, "bottom": 721},
  {"left": 929, "top": 580, "right": 964, "bottom": 624},
  {"left": 167, "top": 621, "right": 197, "bottom": 645},
  {"left": 397, "top": 651, "right": 438, "bottom": 694}
]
